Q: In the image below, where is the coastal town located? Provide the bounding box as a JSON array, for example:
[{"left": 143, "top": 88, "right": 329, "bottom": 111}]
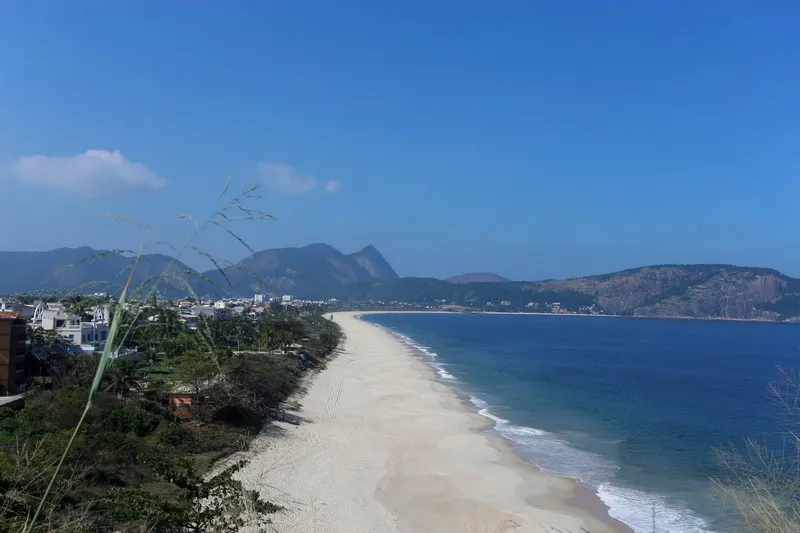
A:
[
  {"left": 1, "top": 290, "right": 606, "bottom": 398},
  {"left": 0, "top": 291, "right": 339, "bottom": 396}
]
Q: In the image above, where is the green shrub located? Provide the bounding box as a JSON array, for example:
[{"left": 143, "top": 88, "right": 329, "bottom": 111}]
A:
[{"left": 94, "top": 405, "right": 162, "bottom": 437}]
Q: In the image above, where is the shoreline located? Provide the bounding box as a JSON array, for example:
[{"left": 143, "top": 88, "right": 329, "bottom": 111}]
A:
[
  {"left": 350, "top": 308, "right": 794, "bottom": 324},
  {"left": 237, "top": 311, "right": 632, "bottom": 532},
  {"left": 449, "top": 386, "right": 628, "bottom": 532},
  {"left": 358, "top": 311, "right": 632, "bottom": 533}
]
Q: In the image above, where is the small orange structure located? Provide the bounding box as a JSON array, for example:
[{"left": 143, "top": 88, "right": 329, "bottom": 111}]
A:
[{"left": 170, "top": 393, "right": 194, "bottom": 419}]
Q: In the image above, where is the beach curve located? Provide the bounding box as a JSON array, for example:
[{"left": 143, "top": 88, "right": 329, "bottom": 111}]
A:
[{"left": 236, "top": 311, "right": 632, "bottom": 533}]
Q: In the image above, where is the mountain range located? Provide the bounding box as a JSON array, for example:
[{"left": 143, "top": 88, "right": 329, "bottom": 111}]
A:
[
  {"left": 0, "top": 244, "right": 398, "bottom": 300},
  {"left": 0, "top": 247, "right": 194, "bottom": 298},
  {"left": 2, "top": 245, "right": 800, "bottom": 321}
]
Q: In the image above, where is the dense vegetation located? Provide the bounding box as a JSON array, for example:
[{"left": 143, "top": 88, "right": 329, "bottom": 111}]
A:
[{"left": 0, "top": 305, "right": 342, "bottom": 532}]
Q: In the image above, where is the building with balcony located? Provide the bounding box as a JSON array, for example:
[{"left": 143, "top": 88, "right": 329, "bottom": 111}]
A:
[{"left": 30, "top": 304, "right": 110, "bottom": 346}]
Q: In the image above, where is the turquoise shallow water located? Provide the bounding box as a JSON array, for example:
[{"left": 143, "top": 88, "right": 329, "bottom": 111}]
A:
[{"left": 362, "top": 313, "right": 800, "bottom": 533}]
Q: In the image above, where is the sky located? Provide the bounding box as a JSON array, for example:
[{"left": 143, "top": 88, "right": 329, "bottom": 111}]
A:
[{"left": 1, "top": 1, "right": 799, "bottom": 280}]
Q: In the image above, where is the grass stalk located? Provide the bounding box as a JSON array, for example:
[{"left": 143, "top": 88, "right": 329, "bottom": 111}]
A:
[{"left": 24, "top": 257, "right": 137, "bottom": 532}]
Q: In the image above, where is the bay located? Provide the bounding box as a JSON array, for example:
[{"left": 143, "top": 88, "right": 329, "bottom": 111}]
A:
[{"left": 362, "top": 313, "right": 800, "bottom": 532}]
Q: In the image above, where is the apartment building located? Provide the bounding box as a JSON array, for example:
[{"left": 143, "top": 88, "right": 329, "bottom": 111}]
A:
[{"left": 0, "top": 311, "right": 27, "bottom": 395}]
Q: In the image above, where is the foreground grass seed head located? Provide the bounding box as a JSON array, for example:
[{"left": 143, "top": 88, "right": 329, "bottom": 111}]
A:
[{"left": 6, "top": 180, "right": 343, "bottom": 532}]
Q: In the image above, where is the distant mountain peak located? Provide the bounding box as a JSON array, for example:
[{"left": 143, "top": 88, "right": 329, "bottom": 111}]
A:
[
  {"left": 196, "top": 242, "right": 398, "bottom": 298},
  {"left": 446, "top": 272, "right": 511, "bottom": 284},
  {"left": 348, "top": 244, "right": 398, "bottom": 283},
  {"left": 303, "top": 242, "right": 338, "bottom": 252}
]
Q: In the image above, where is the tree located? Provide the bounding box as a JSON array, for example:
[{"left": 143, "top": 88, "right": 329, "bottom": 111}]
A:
[
  {"left": 26, "top": 327, "right": 72, "bottom": 386},
  {"left": 122, "top": 307, "right": 196, "bottom": 362},
  {"left": 209, "top": 316, "right": 248, "bottom": 349},
  {"left": 277, "top": 329, "right": 294, "bottom": 353},
  {"left": 223, "top": 354, "right": 302, "bottom": 410},
  {"left": 173, "top": 352, "right": 218, "bottom": 402},
  {"left": 66, "top": 294, "right": 108, "bottom": 321},
  {"left": 103, "top": 358, "right": 142, "bottom": 398},
  {"left": 259, "top": 326, "right": 282, "bottom": 353}
]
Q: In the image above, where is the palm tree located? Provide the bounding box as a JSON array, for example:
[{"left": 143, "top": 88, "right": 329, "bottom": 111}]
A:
[
  {"left": 260, "top": 327, "right": 280, "bottom": 353},
  {"left": 103, "top": 358, "right": 141, "bottom": 398},
  {"left": 277, "top": 330, "right": 294, "bottom": 354}
]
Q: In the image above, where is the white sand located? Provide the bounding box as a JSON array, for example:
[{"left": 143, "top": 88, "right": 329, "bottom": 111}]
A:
[{"left": 237, "top": 311, "right": 630, "bottom": 533}]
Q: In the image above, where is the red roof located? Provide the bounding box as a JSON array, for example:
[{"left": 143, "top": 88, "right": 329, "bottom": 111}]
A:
[{"left": 0, "top": 311, "right": 21, "bottom": 319}]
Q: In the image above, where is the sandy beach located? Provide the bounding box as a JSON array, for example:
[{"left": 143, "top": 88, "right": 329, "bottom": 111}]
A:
[{"left": 237, "top": 311, "right": 632, "bottom": 533}]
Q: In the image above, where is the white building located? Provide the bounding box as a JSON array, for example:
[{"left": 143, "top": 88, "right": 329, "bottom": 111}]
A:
[
  {"left": 30, "top": 304, "right": 110, "bottom": 346},
  {"left": 281, "top": 295, "right": 293, "bottom": 303},
  {"left": 213, "top": 300, "right": 227, "bottom": 309},
  {"left": 254, "top": 294, "right": 266, "bottom": 304}
]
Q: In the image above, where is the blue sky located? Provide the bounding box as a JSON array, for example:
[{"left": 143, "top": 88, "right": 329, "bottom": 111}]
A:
[{"left": 1, "top": 1, "right": 798, "bottom": 280}]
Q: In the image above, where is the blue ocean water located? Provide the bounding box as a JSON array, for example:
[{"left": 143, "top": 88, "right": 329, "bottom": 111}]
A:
[{"left": 362, "top": 313, "right": 800, "bottom": 533}]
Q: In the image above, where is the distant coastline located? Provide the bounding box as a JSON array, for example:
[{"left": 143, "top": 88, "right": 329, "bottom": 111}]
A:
[{"left": 355, "top": 308, "right": 798, "bottom": 324}]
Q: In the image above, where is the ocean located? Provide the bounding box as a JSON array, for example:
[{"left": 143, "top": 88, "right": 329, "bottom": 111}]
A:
[{"left": 361, "top": 312, "right": 800, "bottom": 533}]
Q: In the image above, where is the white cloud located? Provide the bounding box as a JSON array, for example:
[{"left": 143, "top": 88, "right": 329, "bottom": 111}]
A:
[
  {"left": 9, "top": 149, "right": 166, "bottom": 196},
  {"left": 257, "top": 162, "right": 319, "bottom": 195},
  {"left": 325, "top": 179, "right": 342, "bottom": 194}
]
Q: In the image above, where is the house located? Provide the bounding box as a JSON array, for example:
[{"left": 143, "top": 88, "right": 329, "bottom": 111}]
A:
[
  {"left": 214, "top": 307, "right": 232, "bottom": 319},
  {"left": 0, "top": 311, "right": 27, "bottom": 395},
  {"left": 178, "top": 310, "right": 200, "bottom": 331}
]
